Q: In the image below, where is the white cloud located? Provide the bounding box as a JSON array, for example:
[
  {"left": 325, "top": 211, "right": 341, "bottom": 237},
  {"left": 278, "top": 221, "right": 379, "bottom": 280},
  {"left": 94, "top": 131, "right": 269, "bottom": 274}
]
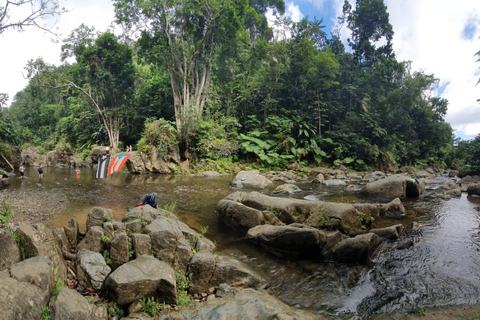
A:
[
  {"left": 386, "top": 0, "right": 480, "bottom": 139},
  {"left": 286, "top": 2, "right": 304, "bottom": 22},
  {"left": 0, "top": 0, "right": 116, "bottom": 106}
]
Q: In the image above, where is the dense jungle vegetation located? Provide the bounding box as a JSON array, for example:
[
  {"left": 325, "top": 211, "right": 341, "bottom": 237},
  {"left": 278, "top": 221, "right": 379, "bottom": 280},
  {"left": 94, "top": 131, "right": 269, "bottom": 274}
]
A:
[{"left": 0, "top": 0, "right": 479, "bottom": 175}]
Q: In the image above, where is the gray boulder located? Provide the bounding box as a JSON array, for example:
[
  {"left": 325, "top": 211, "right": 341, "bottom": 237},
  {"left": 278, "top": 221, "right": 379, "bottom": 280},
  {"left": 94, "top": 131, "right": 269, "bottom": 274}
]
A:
[
  {"left": 188, "top": 251, "right": 216, "bottom": 294},
  {"left": 246, "top": 224, "right": 326, "bottom": 258},
  {"left": 76, "top": 249, "right": 111, "bottom": 292},
  {"left": 321, "top": 179, "right": 346, "bottom": 186},
  {"left": 467, "top": 183, "right": 480, "bottom": 196},
  {"left": 330, "top": 233, "right": 382, "bottom": 263},
  {"left": 381, "top": 198, "right": 405, "bottom": 218},
  {"left": 49, "top": 287, "right": 95, "bottom": 320},
  {"left": 64, "top": 218, "right": 79, "bottom": 251},
  {"left": 76, "top": 226, "right": 104, "bottom": 253},
  {"left": 211, "top": 254, "right": 265, "bottom": 289},
  {"left": 272, "top": 183, "right": 302, "bottom": 195},
  {"left": 125, "top": 219, "right": 143, "bottom": 234},
  {"left": 106, "top": 255, "right": 177, "bottom": 306},
  {"left": 52, "top": 227, "right": 70, "bottom": 251},
  {"left": 223, "top": 191, "right": 362, "bottom": 236},
  {"left": 217, "top": 199, "right": 264, "bottom": 232},
  {"left": 10, "top": 256, "right": 54, "bottom": 293},
  {"left": 145, "top": 217, "right": 194, "bottom": 272},
  {"left": 322, "top": 231, "right": 349, "bottom": 257},
  {"left": 156, "top": 288, "right": 327, "bottom": 320},
  {"left": 445, "top": 187, "right": 461, "bottom": 197},
  {"left": 0, "top": 229, "right": 21, "bottom": 270},
  {"left": 122, "top": 205, "right": 171, "bottom": 224},
  {"left": 369, "top": 224, "right": 404, "bottom": 240},
  {"left": 16, "top": 223, "right": 67, "bottom": 281},
  {"left": 131, "top": 233, "right": 152, "bottom": 258},
  {"left": 110, "top": 232, "right": 130, "bottom": 270},
  {"left": 364, "top": 171, "right": 386, "bottom": 182},
  {"left": 0, "top": 269, "right": 49, "bottom": 320},
  {"left": 231, "top": 170, "right": 272, "bottom": 189},
  {"left": 86, "top": 207, "right": 113, "bottom": 232},
  {"left": 364, "top": 174, "right": 423, "bottom": 201},
  {"left": 311, "top": 173, "right": 325, "bottom": 183}
]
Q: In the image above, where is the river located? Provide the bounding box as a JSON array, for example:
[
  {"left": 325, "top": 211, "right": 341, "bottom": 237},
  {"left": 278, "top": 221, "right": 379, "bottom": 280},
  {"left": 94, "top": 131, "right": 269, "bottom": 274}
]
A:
[{"left": 4, "top": 166, "right": 480, "bottom": 319}]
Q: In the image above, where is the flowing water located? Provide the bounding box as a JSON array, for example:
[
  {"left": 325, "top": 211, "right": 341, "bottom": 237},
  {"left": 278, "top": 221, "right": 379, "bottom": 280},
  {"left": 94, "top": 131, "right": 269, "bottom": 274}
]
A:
[{"left": 4, "top": 167, "right": 480, "bottom": 319}]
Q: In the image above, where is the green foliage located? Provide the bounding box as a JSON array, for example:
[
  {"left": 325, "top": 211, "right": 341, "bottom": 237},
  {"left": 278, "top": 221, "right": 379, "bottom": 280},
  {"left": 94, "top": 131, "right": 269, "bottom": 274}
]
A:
[
  {"left": 51, "top": 267, "right": 64, "bottom": 296},
  {"left": 0, "top": 197, "right": 15, "bottom": 229},
  {"left": 107, "top": 301, "right": 124, "bottom": 318},
  {"left": 191, "top": 117, "right": 240, "bottom": 161},
  {"left": 416, "top": 305, "right": 426, "bottom": 317},
  {"left": 140, "top": 297, "right": 164, "bottom": 317},
  {"left": 175, "top": 272, "right": 191, "bottom": 307},
  {"left": 101, "top": 236, "right": 111, "bottom": 244},
  {"left": 459, "top": 310, "right": 480, "bottom": 320},
  {"left": 103, "top": 250, "right": 112, "bottom": 266},
  {"left": 138, "top": 118, "right": 179, "bottom": 158},
  {"left": 11, "top": 231, "right": 26, "bottom": 260},
  {"left": 41, "top": 306, "right": 51, "bottom": 320},
  {"left": 161, "top": 202, "right": 176, "bottom": 219}
]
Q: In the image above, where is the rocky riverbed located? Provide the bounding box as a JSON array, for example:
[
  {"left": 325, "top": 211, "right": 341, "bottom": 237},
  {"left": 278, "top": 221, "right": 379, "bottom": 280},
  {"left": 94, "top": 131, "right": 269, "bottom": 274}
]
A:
[{"left": 0, "top": 189, "right": 68, "bottom": 226}]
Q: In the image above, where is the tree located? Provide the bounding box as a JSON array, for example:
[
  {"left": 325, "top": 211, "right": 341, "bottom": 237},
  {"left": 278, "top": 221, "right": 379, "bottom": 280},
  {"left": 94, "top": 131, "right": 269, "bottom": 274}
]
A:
[
  {"left": 113, "top": 0, "right": 284, "bottom": 157},
  {"left": 26, "top": 32, "right": 136, "bottom": 152},
  {"left": 0, "top": 0, "right": 65, "bottom": 35}
]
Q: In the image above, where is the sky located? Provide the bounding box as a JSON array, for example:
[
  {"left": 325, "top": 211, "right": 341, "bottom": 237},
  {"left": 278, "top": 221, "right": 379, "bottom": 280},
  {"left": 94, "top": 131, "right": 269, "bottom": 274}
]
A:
[{"left": 1, "top": 0, "right": 480, "bottom": 140}]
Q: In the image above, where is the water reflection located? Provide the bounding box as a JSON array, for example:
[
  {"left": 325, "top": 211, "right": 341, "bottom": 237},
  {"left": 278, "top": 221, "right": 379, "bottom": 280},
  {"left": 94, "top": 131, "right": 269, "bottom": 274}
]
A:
[{"left": 4, "top": 167, "right": 480, "bottom": 318}]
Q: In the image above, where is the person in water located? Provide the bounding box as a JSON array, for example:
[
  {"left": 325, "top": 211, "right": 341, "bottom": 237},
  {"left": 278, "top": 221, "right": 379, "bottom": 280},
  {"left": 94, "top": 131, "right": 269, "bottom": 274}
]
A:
[
  {"left": 137, "top": 193, "right": 158, "bottom": 209},
  {"left": 19, "top": 164, "right": 25, "bottom": 179},
  {"left": 76, "top": 168, "right": 80, "bottom": 179},
  {"left": 38, "top": 163, "right": 44, "bottom": 179}
]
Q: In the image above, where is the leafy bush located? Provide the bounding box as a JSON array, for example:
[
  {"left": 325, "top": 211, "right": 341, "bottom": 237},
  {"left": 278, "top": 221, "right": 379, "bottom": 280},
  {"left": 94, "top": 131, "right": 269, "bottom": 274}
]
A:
[
  {"left": 0, "top": 197, "right": 15, "bottom": 229},
  {"left": 191, "top": 117, "right": 240, "bottom": 160},
  {"left": 138, "top": 118, "right": 179, "bottom": 159}
]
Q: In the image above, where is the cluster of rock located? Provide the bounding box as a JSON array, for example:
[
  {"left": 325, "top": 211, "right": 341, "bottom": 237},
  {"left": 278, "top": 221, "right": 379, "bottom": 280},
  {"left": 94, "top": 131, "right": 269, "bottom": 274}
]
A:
[
  {"left": 0, "top": 204, "right": 331, "bottom": 319},
  {"left": 219, "top": 169, "right": 478, "bottom": 264},
  {"left": 217, "top": 190, "right": 406, "bottom": 264}
]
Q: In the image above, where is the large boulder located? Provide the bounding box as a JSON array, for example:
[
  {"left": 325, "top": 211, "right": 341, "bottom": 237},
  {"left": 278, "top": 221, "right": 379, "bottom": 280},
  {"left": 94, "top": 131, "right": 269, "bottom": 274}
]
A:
[
  {"left": 363, "top": 174, "right": 423, "bottom": 201},
  {"left": 0, "top": 269, "right": 50, "bottom": 319},
  {"left": 145, "top": 217, "right": 194, "bottom": 272},
  {"left": 231, "top": 170, "right": 272, "bottom": 189},
  {"left": 0, "top": 229, "right": 21, "bottom": 270},
  {"left": 86, "top": 207, "right": 113, "bottom": 232},
  {"left": 110, "top": 232, "right": 130, "bottom": 270},
  {"left": 217, "top": 199, "right": 264, "bottom": 233},
  {"left": 467, "top": 183, "right": 480, "bottom": 196},
  {"left": 364, "top": 171, "right": 386, "bottom": 182},
  {"left": 10, "top": 256, "right": 54, "bottom": 294},
  {"left": 76, "top": 226, "right": 104, "bottom": 253},
  {"left": 187, "top": 251, "right": 216, "bottom": 294},
  {"left": 76, "top": 249, "right": 111, "bottom": 292},
  {"left": 156, "top": 288, "right": 327, "bottom": 320},
  {"left": 63, "top": 218, "right": 79, "bottom": 251},
  {"left": 21, "top": 147, "right": 46, "bottom": 166},
  {"left": 16, "top": 223, "right": 67, "bottom": 281},
  {"left": 381, "top": 198, "right": 405, "bottom": 218},
  {"left": 369, "top": 224, "right": 404, "bottom": 240},
  {"left": 131, "top": 233, "right": 152, "bottom": 258},
  {"left": 210, "top": 254, "right": 265, "bottom": 289},
  {"left": 105, "top": 255, "right": 177, "bottom": 306},
  {"left": 91, "top": 146, "right": 109, "bottom": 164},
  {"left": 330, "top": 233, "right": 382, "bottom": 263},
  {"left": 272, "top": 183, "right": 302, "bottom": 195},
  {"left": 49, "top": 287, "right": 97, "bottom": 320},
  {"left": 246, "top": 224, "right": 326, "bottom": 258},
  {"left": 122, "top": 205, "right": 172, "bottom": 224},
  {"left": 222, "top": 191, "right": 362, "bottom": 236}
]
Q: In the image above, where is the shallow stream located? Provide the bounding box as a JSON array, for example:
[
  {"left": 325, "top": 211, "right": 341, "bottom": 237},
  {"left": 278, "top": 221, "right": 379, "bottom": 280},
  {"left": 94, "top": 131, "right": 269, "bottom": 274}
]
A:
[{"left": 4, "top": 167, "right": 480, "bottom": 319}]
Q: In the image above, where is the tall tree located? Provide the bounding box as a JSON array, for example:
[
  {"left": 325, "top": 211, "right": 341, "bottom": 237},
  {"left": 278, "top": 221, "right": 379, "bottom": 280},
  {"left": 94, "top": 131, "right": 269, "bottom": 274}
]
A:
[
  {"left": 113, "top": 0, "right": 284, "bottom": 156},
  {"left": 26, "top": 32, "right": 135, "bottom": 152}
]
